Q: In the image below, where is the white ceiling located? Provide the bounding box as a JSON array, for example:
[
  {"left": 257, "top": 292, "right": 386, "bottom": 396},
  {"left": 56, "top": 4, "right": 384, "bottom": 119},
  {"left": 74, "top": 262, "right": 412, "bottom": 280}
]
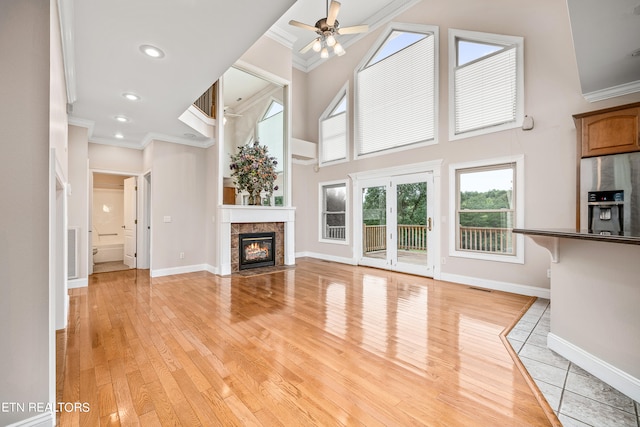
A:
[
  {"left": 567, "top": 0, "right": 640, "bottom": 100},
  {"left": 64, "top": 0, "right": 640, "bottom": 150}
]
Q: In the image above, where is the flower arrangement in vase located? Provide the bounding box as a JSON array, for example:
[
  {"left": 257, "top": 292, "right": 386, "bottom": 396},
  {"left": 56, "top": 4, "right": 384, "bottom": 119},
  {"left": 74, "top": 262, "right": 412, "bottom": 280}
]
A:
[{"left": 229, "top": 140, "right": 278, "bottom": 205}]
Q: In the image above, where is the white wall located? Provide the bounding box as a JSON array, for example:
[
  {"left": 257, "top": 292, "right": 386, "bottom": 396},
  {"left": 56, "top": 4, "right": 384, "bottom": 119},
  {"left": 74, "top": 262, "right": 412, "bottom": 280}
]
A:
[
  {"left": 89, "top": 142, "right": 143, "bottom": 173},
  {"left": 150, "top": 140, "right": 207, "bottom": 274},
  {"left": 0, "top": 1, "right": 54, "bottom": 425},
  {"left": 292, "top": 0, "right": 640, "bottom": 291},
  {"left": 67, "top": 126, "right": 89, "bottom": 282}
]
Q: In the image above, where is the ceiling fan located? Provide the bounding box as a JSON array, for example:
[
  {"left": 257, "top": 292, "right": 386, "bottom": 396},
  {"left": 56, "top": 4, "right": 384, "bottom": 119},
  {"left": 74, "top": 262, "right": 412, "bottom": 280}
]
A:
[{"left": 289, "top": 0, "right": 368, "bottom": 58}]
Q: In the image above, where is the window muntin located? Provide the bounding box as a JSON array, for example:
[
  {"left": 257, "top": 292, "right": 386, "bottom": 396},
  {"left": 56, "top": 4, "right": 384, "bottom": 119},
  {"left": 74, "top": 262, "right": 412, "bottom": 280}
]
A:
[
  {"left": 449, "top": 157, "right": 524, "bottom": 263},
  {"left": 449, "top": 29, "right": 524, "bottom": 140},
  {"left": 320, "top": 181, "right": 348, "bottom": 243},
  {"left": 355, "top": 24, "right": 438, "bottom": 158},
  {"left": 319, "top": 87, "right": 348, "bottom": 166}
]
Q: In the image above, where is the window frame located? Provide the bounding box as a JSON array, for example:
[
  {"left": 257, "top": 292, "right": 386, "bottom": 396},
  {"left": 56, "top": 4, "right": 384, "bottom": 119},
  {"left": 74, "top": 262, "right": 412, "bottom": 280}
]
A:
[
  {"left": 448, "top": 155, "right": 524, "bottom": 264},
  {"left": 318, "top": 179, "right": 350, "bottom": 245},
  {"left": 319, "top": 82, "right": 349, "bottom": 167},
  {"left": 354, "top": 22, "right": 439, "bottom": 160},
  {"left": 448, "top": 28, "right": 524, "bottom": 141}
]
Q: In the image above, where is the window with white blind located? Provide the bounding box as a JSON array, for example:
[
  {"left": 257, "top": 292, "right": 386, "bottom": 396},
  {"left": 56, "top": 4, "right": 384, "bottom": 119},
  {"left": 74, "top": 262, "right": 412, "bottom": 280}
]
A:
[
  {"left": 355, "top": 24, "right": 438, "bottom": 158},
  {"left": 449, "top": 29, "right": 524, "bottom": 140},
  {"left": 319, "top": 84, "right": 348, "bottom": 166}
]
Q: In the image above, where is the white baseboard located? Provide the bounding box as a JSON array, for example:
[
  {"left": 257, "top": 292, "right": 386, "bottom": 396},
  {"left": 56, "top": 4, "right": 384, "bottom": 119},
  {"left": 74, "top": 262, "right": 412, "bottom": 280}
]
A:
[
  {"left": 439, "top": 273, "right": 551, "bottom": 298},
  {"left": 67, "top": 278, "right": 88, "bottom": 289},
  {"left": 548, "top": 333, "right": 640, "bottom": 402},
  {"left": 5, "top": 411, "right": 54, "bottom": 427},
  {"left": 295, "top": 251, "right": 356, "bottom": 266},
  {"left": 203, "top": 264, "right": 218, "bottom": 275},
  {"left": 150, "top": 264, "right": 209, "bottom": 278}
]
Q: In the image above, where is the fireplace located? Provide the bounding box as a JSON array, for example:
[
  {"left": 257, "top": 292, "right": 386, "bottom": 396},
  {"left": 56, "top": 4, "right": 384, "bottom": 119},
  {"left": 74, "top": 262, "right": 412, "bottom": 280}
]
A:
[{"left": 239, "top": 232, "right": 276, "bottom": 270}]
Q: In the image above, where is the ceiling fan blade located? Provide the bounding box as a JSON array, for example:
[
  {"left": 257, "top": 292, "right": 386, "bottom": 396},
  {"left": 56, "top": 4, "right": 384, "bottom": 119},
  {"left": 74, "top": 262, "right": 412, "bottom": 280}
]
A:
[
  {"left": 338, "top": 24, "right": 369, "bottom": 35},
  {"left": 289, "top": 19, "right": 318, "bottom": 32},
  {"left": 326, "top": 0, "right": 341, "bottom": 27},
  {"left": 299, "top": 38, "right": 317, "bottom": 54}
]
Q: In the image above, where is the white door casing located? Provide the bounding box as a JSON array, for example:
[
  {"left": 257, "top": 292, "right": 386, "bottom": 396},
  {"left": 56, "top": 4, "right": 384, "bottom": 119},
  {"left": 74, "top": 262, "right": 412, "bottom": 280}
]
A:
[{"left": 124, "top": 176, "right": 137, "bottom": 268}]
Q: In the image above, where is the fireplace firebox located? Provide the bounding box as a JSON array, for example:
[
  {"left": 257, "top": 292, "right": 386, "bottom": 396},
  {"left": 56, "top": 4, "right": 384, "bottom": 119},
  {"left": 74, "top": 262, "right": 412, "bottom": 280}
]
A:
[{"left": 239, "top": 232, "right": 276, "bottom": 270}]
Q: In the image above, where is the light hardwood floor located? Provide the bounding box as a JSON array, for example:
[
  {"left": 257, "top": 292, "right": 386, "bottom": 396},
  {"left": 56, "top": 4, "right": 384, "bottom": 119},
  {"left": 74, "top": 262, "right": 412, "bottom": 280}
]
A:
[{"left": 57, "top": 258, "right": 557, "bottom": 426}]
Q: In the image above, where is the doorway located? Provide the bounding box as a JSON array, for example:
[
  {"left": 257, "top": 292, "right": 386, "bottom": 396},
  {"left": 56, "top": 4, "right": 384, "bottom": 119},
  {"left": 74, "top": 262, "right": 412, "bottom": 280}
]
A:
[
  {"left": 91, "top": 172, "right": 137, "bottom": 273},
  {"left": 357, "top": 172, "right": 435, "bottom": 276}
]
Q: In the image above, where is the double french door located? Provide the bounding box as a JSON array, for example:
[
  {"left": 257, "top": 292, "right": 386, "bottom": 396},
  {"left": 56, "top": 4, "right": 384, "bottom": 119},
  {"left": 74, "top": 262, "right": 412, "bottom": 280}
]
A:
[{"left": 358, "top": 172, "right": 434, "bottom": 276}]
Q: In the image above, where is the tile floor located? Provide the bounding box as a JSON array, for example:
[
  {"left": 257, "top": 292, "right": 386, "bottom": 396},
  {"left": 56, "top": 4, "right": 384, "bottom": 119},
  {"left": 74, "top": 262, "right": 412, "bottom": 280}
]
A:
[{"left": 508, "top": 298, "right": 640, "bottom": 426}]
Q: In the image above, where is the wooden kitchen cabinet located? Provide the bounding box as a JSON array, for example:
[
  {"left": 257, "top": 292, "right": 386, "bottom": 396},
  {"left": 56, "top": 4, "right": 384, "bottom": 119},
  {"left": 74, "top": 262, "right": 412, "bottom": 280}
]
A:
[{"left": 574, "top": 103, "right": 640, "bottom": 158}]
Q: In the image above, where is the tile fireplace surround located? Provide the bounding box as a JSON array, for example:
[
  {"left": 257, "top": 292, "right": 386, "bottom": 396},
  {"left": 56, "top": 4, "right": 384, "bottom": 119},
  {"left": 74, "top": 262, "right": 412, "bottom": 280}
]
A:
[{"left": 218, "top": 206, "right": 295, "bottom": 275}]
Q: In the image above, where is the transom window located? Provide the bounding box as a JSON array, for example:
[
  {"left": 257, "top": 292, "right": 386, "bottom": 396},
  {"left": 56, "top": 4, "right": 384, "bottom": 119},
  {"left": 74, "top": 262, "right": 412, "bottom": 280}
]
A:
[
  {"left": 449, "top": 29, "right": 524, "bottom": 140},
  {"left": 319, "top": 84, "right": 348, "bottom": 166},
  {"left": 355, "top": 24, "right": 438, "bottom": 158}
]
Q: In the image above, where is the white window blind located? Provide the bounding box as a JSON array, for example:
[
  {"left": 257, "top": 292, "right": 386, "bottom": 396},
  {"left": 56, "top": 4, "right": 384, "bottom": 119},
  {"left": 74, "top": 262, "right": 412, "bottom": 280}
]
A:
[
  {"left": 320, "top": 111, "right": 347, "bottom": 163},
  {"left": 454, "top": 46, "right": 517, "bottom": 134},
  {"left": 356, "top": 33, "right": 435, "bottom": 156}
]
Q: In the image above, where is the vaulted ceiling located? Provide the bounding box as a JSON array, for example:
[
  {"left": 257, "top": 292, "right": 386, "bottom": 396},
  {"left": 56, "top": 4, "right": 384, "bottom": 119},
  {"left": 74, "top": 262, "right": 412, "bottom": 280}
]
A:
[{"left": 62, "top": 0, "right": 640, "bottom": 150}]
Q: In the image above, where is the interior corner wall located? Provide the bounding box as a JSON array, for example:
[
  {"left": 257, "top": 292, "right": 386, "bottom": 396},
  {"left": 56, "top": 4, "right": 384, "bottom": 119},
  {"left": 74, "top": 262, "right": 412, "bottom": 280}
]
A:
[
  {"left": 150, "top": 140, "right": 207, "bottom": 273},
  {"left": 240, "top": 35, "right": 293, "bottom": 83},
  {"left": 68, "top": 126, "right": 89, "bottom": 281},
  {"left": 0, "top": 0, "right": 52, "bottom": 425},
  {"left": 292, "top": 68, "right": 310, "bottom": 142},
  {"left": 205, "top": 145, "right": 218, "bottom": 269},
  {"left": 291, "top": 0, "right": 640, "bottom": 290}
]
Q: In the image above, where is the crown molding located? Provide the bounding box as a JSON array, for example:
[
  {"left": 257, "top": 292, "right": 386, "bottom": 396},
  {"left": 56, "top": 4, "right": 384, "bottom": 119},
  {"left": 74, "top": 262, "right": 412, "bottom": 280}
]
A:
[
  {"left": 57, "top": 0, "right": 77, "bottom": 103},
  {"left": 266, "top": 25, "right": 297, "bottom": 50},
  {"left": 583, "top": 80, "right": 640, "bottom": 102}
]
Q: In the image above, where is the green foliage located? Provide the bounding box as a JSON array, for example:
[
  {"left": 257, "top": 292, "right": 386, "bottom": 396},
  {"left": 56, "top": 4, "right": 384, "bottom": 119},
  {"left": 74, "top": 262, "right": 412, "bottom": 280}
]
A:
[
  {"left": 362, "top": 183, "right": 427, "bottom": 226},
  {"left": 460, "top": 189, "right": 512, "bottom": 228}
]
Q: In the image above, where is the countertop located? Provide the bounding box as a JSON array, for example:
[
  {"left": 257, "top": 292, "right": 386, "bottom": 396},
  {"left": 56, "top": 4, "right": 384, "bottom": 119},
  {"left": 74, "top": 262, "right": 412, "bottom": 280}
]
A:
[{"left": 513, "top": 228, "right": 640, "bottom": 245}]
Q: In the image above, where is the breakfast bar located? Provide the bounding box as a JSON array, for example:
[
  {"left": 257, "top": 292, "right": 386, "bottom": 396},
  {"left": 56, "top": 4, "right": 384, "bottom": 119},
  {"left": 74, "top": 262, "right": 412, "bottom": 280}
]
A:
[{"left": 514, "top": 228, "right": 640, "bottom": 402}]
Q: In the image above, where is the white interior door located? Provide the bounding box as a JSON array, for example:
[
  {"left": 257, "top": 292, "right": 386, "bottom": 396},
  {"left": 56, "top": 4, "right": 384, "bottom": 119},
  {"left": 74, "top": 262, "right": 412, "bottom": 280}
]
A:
[
  {"left": 123, "top": 176, "right": 137, "bottom": 268},
  {"left": 359, "top": 172, "right": 434, "bottom": 276}
]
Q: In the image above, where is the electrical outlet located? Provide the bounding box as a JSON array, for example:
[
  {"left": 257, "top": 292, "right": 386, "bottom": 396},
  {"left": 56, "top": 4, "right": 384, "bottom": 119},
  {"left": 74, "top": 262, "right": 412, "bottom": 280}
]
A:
[
  {"left": 179, "top": 252, "right": 185, "bottom": 259},
  {"left": 547, "top": 269, "right": 551, "bottom": 279}
]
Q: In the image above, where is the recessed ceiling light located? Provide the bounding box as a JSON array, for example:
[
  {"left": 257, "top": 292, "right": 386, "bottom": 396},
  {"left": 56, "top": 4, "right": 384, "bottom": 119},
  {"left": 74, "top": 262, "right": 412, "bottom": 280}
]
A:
[
  {"left": 139, "top": 44, "right": 165, "bottom": 59},
  {"left": 122, "top": 92, "right": 140, "bottom": 101},
  {"left": 114, "top": 115, "right": 129, "bottom": 123},
  {"left": 114, "top": 133, "right": 124, "bottom": 139}
]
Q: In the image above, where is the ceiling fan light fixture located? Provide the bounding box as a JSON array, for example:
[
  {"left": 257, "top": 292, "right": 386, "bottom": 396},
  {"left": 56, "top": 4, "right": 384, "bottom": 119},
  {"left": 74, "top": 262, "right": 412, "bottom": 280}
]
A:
[
  {"left": 320, "top": 47, "right": 329, "bottom": 59},
  {"left": 334, "top": 42, "right": 345, "bottom": 56},
  {"left": 326, "top": 33, "right": 336, "bottom": 47},
  {"left": 312, "top": 38, "right": 322, "bottom": 52}
]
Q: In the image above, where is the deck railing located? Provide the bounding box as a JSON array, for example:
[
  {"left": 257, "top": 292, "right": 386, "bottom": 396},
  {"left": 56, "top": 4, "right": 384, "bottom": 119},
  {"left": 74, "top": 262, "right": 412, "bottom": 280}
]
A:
[
  {"left": 459, "top": 226, "right": 513, "bottom": 254},
  {"left": 325, "top": 225, "right": 346, "bottom": 240},
  {"left": 361, "top": 225, "right": 512, "bottom": 254},
  {"left": 363, "top": 224, "right": 428, "bottom": 252}
]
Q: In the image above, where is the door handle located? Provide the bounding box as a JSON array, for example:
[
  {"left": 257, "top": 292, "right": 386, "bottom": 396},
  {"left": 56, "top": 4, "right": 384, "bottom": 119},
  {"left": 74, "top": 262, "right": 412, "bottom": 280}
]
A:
[{"left": 427, "top": 217, "right": 432, "bottom": 231}]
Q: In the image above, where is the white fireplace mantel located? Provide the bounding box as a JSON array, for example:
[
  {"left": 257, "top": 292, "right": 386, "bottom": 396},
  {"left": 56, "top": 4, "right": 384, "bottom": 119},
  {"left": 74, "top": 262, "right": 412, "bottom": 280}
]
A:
[{"left": 217, "top": 205, "right": 296, "bottom": 275}]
